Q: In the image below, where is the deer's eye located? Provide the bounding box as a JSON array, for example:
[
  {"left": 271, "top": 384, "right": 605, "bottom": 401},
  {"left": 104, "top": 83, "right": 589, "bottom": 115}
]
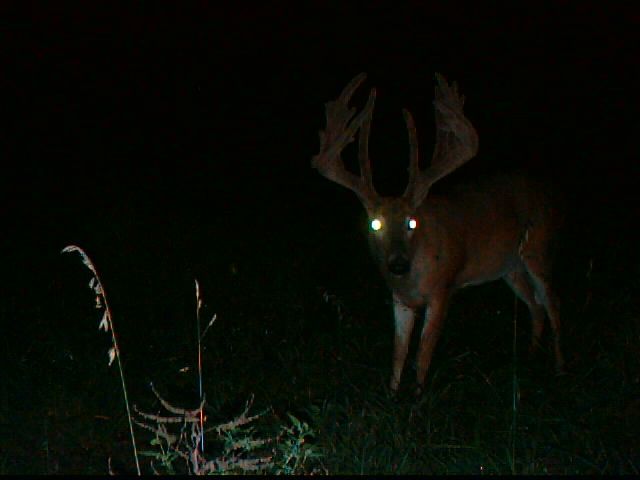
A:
[
  {"left": 408, "top": 217, "right": 418, "bottom": 230},
  {"left": 371, "top": 218, "right": 383, "bottom": 231}
]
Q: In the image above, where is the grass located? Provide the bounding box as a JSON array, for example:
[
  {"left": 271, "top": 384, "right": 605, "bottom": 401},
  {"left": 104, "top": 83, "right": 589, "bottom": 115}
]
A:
[
  {"left": 53, "top": 245, "right": 323, "bottom": 475},
  {"left": 61, "top": 245, "right": 141, "bottom": 474},
  {"left": 0, "top": 201, "right": 638, "bottom": 474}
]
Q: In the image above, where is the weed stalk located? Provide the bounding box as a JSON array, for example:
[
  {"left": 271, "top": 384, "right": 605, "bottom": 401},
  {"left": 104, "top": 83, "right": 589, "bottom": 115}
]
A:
[{"left": 62, "top": 245, "right": 141, "bottom": 475}]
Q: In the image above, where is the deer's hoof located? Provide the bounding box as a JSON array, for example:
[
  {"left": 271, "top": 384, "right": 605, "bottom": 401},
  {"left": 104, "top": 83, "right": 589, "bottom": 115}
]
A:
[{"left": 414, "top": 383, "right": 424, "bottom": 398}]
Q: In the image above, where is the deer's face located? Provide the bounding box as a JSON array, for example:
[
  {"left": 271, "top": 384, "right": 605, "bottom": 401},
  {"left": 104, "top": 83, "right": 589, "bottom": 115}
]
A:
[{"left": 367, "top": 197, "right": 420, "bottom": 278}]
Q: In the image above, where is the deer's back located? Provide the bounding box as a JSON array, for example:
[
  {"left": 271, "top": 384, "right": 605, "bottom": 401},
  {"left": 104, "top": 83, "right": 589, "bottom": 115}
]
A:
[{"left": 412, "top": 173, "right": 560, "bottom": 293}]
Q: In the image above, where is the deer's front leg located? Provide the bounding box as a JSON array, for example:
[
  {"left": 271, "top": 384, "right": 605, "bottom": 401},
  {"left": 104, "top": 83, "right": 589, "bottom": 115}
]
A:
[
  {"left": 415, "top": 289, "right": 451, "bottom": 395},
  {"left": 390, "top": 296, "right": 416, "bottom": 393}
]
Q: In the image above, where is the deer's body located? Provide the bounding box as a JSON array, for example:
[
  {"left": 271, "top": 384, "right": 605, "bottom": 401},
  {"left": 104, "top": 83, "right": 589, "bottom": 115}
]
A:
[
  {"left": 312, "top": 74, "right": 564, "bottom": 395},
  {"left": 373, "top": 173, "right": 556, "bottom": 304}
]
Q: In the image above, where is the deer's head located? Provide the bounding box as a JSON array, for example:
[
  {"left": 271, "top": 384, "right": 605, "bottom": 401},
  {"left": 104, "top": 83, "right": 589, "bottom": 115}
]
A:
[{"left": 312, "top": 73, "right": 478, "bottom": 281}]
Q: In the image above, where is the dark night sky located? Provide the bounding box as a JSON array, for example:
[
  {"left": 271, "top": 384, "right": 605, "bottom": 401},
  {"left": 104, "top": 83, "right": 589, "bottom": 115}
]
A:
[{"left": 1, "top": 3, "right": 638, "bottom": 308}]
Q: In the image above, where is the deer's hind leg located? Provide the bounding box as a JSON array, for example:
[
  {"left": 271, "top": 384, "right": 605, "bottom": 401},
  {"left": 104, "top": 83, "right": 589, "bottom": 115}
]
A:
[
  {"left": 504, "top": 271, "right": 546, "bottom": 353},
  {"left": 518, "top": 225, "right": 566, "bottom": 374}
]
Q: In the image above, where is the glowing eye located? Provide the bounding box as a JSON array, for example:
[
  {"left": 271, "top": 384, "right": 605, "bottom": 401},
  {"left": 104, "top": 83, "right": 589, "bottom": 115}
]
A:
[
  {"left": 408, "top": 218, "right": 418, "bottom": 230},
  {"left": 371, "top": 218, "right": 382, "bottom": 231}
]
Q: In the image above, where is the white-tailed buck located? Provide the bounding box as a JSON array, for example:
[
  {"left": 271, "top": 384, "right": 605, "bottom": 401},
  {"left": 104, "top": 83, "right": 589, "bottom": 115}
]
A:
[{"left": 312, "top": 73, "right": 565, "bottom": 395}]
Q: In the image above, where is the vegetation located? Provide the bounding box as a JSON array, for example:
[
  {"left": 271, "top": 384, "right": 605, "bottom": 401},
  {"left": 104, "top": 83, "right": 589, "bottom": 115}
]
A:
[{"left": 0, "top": 202, "right": 637, "bottom": 474}]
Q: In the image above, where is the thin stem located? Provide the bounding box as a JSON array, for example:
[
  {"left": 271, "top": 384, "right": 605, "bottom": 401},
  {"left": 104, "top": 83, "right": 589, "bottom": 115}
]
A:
[
  {"left": 511, "top": 291, "right": 519, "bottom": 474},
  {"left": 62, "top": 245, "right": 141, "bottom": 475},
  {"left": 195, "top": 279, "right": 205, "bottom": 453}
]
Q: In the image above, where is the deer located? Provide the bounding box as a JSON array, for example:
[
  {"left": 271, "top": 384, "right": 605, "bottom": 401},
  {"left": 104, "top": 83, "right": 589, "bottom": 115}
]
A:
[{"left": 311, "top": 73, "right": 565, "bottom": 396}]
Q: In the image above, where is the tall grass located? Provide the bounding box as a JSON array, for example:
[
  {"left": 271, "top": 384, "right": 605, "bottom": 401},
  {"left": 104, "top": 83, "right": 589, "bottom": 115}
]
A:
[
  {"left": 61, "top": 245, "right": 323, "bottom": 475},
  {"left": 61, "top": 245, "right": 141, "bottom": 475}
]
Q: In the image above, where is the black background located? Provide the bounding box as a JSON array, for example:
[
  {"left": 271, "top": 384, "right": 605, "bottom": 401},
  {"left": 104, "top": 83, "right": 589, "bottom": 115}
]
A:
[{"left": 3, "top": 3, "right": 637, "bottom": 234}]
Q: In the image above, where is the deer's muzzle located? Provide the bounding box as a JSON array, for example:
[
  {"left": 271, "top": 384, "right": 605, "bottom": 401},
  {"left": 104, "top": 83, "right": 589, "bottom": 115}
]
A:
[{"left": 388, "top": 253, "right": 410, "bottom": 276}]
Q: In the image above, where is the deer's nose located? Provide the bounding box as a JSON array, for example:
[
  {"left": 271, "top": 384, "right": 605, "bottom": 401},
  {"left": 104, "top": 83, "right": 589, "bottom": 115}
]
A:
[{"left": 388, "top": 254, "right": 410, "bottom": 275}]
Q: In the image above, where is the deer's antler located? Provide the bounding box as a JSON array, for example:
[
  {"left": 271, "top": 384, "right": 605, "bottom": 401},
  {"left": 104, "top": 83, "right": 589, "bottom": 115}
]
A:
[
  {"left": 404, "top": 73, "right": 479, "bottom": 207},
  {"left": 312, "top": 73, "right": 379, "bottom": 208}
]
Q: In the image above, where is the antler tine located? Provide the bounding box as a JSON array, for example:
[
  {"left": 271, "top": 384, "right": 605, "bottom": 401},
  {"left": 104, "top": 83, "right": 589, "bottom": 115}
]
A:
[
  {"left": 358, "top": 93, "right": 377, "bottom": 195},
  {"left": 338, "top": 72, "right": 367, "bottom": 105},
  {"left": 312, "top": 73, "right": 379, "bottom": 207},
  {"left": 402, "top": 109, "right": 419, "bottom": 197},
  {"left": 405, "top": 73, "right": 479, "bottom": 207}
]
